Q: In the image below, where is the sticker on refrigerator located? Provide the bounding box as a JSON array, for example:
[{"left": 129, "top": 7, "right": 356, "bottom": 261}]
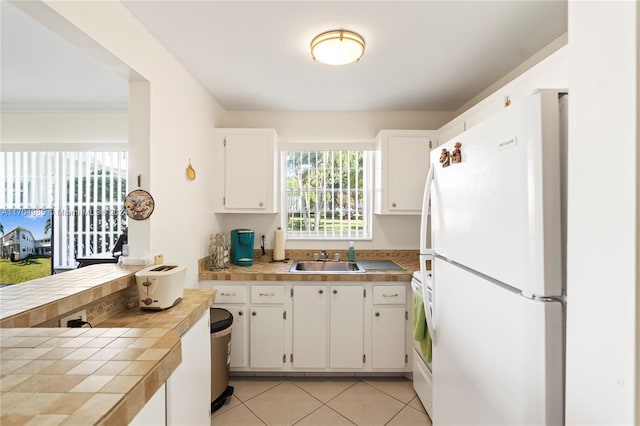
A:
[{"left": 498, "top": 137, "right": 517, "bottom": 150}]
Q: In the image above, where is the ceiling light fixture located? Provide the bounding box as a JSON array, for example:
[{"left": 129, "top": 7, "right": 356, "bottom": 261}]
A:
[{"left": 310, "top": 30, "right": 365, "bottom": 66}]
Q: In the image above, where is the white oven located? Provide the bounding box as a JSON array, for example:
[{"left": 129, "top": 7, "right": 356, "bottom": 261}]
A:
[{"left": 411, "top": 270, "right": 433, "bottom": 419}]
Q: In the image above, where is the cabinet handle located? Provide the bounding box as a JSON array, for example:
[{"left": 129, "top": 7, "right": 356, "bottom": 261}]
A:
[
  {"left": 252, "top": 312, "right": 256, "bottom": 316},
  {"left": 333, "top": 289, "right": 338, "bottom": 294},
  {"left": 391, "top": 202, "right": 397, "bottom": 208},
  {"left": 319, "top": 289, "right": 324, "bottom": 294},
  {"left": 382, "top": 293, "right": 399, "bottom": 298},
  {"left": 220, "top": 292, "right": 236, "bottom": 296},
  {"left": 238, "top": 311, "right": 243, "bottom": 316},
  {"left": 375, "top": 312, "right": 380, "bottom": 317},
  {"left": 259, "top": 292, "right": 275, "bottom": 297},
  {"left": 259, "top": 202, "right": 264, "bottom": 207}
]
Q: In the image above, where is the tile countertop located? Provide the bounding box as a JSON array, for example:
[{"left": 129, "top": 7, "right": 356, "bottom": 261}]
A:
[
  {"left": 199, "top": 249, "right": 421, "bottom": 282},
  {"left": 0, "top": 264, "right": 145, "bottom": 328},
  {"left": 0, "top": 327, "right": 181, "bottom": 426},
  {"left": 0, "top": 263, "right": 216, "bottom": 426},
  {"left": 97, "top": 289, "right": 215, "bottom": 339}
]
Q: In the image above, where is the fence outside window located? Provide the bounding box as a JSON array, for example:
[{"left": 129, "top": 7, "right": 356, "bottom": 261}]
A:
[{"left": 284, "top": 150, "right": 371, "bottom": 240}]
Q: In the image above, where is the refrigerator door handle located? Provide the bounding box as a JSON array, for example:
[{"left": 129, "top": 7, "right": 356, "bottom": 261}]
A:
[
  {"left": 420, "top": 254, "right": 435, "bottom": 341},
  {"left": 419, "top": 163, "right": 434, "bottom": 254}
]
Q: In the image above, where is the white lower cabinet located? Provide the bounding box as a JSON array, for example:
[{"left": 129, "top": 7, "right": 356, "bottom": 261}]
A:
[
  {"left": 130, "top": 383, "right": 166, "bottom": 425},
  {"left": 208, "top": 285, "right": 248, "bottom": 368},
  {"left": 329, "top": 285, "right": 364, "bottom": 368},
  {"left": 292, "top": 285, "right": 327, "bottom": 368},
  {"left": 131, "top": 310, "right": 211, "bottom": 425},
  {"left": 371, "top": 285, "right": 408, "bottom": 370},
  {"left": 226, "top": 306, "right": 247, "bottom": 368},
  {"left": 166, "top": 310, "right": 211, "bottom": 425},
  {"left": 371, "top": 307, "right": 406, "bottom": 369},
  {"left": 249, "top": 285, "right": 286, "bottom": 369},
  {"left": 250, "top": 306, "right": 285, "bottom": 368},
  {"left": 201, "top": 280, "right": 410, "bottom": 373}
]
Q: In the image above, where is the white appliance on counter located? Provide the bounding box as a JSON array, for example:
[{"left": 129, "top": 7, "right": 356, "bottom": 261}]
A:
[
  {"left": 135, "top": 264, "right": 186, "bottom": 310},
  {"left": 418, "top": 90, "right": 568, "bottom": 425}
]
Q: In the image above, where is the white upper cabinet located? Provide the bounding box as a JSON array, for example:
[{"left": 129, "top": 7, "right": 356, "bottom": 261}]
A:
[
  {"left": 375, "top": 130, "right": 436, "bottom": 215},
  {"left": 213, "top": 128, "right": 278, "bottom": 213}
]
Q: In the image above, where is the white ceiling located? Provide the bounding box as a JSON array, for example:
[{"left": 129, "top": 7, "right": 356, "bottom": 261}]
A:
[
  {"left": 2, "top": 1, "right": 567, "bottom": 112},
  {"left": 0, "top": 1, "right": 129, "bottom": 110}
]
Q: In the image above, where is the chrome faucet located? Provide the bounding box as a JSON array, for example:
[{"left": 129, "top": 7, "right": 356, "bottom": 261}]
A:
[{"left": 321, "top": 250, "right": 329, "bottom": 261}]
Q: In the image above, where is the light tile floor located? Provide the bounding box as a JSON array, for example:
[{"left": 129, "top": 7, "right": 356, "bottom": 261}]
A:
[{"left": 212, "top": 377, "right": 432, "bottom": 426}]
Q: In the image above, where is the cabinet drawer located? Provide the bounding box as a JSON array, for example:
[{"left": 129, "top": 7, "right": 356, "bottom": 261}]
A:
[
  {"left": 213, "top": 285, "right": 246, "bottom": 304},
  {"left": 373, "top": 285, "right": 406, "bottom": 304},
  {"left": 251, "top": 286, "right": 285, "bottom": 304}
]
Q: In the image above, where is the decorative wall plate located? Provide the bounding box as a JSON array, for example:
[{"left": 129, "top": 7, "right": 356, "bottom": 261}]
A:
[{"left": 124, "top": 189, "right": 155, "bottom": 220}]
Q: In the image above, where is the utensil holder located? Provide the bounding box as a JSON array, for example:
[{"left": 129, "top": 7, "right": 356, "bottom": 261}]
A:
[{"left": 208, "top": 233, "right": 230, "bottom": 270}]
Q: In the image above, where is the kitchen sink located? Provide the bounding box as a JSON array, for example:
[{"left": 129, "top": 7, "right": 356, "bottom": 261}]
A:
[{"left": 289, "top": 260, "right": 366, "bottom": 273}]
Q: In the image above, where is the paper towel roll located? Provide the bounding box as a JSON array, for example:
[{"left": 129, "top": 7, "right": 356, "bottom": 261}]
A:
[{"left": 273, "top": 228, "right": 285, "bottom": 261}]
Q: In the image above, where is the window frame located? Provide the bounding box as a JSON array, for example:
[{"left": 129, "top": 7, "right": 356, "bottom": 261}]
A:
[
  {"left": 1, "top": 144, "right": 128, "bottom": 269},
  {"left": 281, "top": 144, "right": 373, "bottom": 241}
]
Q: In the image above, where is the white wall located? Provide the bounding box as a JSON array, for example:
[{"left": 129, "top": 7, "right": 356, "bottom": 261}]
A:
[
  {"left": 566, "top": 2, "right": 638, "bottom": 424},
  {"left": 32, "top": 0, "right": 227, "bottom": 286},
  {"left": 226, "top": 111, "right": 452, "bottom": 142},
  {"left": 439, "top": 40, "right": 568, "bottom": 137},
  {"left": 1, "top": 111, "right": 128, "bottom": 148},
  {"left": 223, "top": 111, "right": 451, "bottom": 251},
  {"left": 222, "top": 43, "right": 569, "bottom": 252}
]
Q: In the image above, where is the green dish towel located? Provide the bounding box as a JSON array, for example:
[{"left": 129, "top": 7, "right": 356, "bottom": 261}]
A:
[{"left": 413, "top": 291, "right": 432, "bottom": 363}]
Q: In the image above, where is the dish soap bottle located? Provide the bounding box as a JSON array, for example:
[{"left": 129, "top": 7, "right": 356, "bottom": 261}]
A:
[{"left": 348, "top": 241, "right": 355, "bottom": 262}]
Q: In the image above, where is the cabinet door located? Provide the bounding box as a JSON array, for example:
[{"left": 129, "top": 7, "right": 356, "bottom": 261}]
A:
[
  {"left": 166, "top": 311, "right": 211, "bottom": 425},
  {"left": 386, "top": 135, "right": 430, "bottom": 212},
  {"left": 249, "top": 306, "right": 285, "bottom": 369},
  {"left": 226, "top": 306, "right": 247, "bottom": 368},
  {"left": 292, "top": 286, "right": 327, "bottom": 368},
  {"left": 224, "top": 133, "right": 267, "bottom": 210},
  {"left": 375, "top": 130, "right": 435, "bottom": 215},
  {"left": 222, "top": 130, "right": 277, "bottom": 212},
  {"left": 371, "top": 307, "right": 406, "bottom": 369},
  {"left": 329, "top": 286, "right": 364, "bottom": 368},
  {"left": 130, "top": 383, "right": 166, "bottom": 425}
]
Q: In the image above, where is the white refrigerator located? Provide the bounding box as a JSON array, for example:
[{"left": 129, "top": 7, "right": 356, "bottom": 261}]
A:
[{"left": 419, "top": 90, "right": 567, "bottom": 425}]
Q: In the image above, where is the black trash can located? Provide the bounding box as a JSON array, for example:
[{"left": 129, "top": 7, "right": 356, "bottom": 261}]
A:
[{"left": 210, "top": 308, "right": 234, "bottom": 412}]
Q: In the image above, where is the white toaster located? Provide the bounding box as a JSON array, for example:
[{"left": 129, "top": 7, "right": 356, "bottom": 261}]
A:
[{"left": 135, "top": 264, "right": 186, "bottom": 310}]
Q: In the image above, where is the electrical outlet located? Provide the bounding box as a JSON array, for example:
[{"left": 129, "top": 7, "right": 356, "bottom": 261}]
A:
[{"left": 59, "top": 309, "right": 87, "bottom": 327}]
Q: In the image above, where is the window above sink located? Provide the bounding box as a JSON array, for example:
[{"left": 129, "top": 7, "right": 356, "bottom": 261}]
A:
[{"left": 283, "top": 148, "right": 372, "bottom": 241}]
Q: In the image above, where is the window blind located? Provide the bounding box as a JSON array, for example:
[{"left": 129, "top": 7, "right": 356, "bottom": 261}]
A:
[{"left": 1, "top": 151, "right": 128, "bottom": 269}]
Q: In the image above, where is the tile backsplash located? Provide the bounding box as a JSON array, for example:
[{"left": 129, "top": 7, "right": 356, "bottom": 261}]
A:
[
  {"left": 35, "top": 285, "right": 138, "bottom": 328},
  {"left": 0, "top": 264, "right": 143, "bottom": 328}
]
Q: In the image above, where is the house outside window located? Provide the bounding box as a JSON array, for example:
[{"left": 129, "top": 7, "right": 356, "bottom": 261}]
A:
[
  {"left": 1, "top": 151, "right": 128, "bottom": 269},
  {"left": 284, "top": 149, "right": 372, "bottom": 240}
]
